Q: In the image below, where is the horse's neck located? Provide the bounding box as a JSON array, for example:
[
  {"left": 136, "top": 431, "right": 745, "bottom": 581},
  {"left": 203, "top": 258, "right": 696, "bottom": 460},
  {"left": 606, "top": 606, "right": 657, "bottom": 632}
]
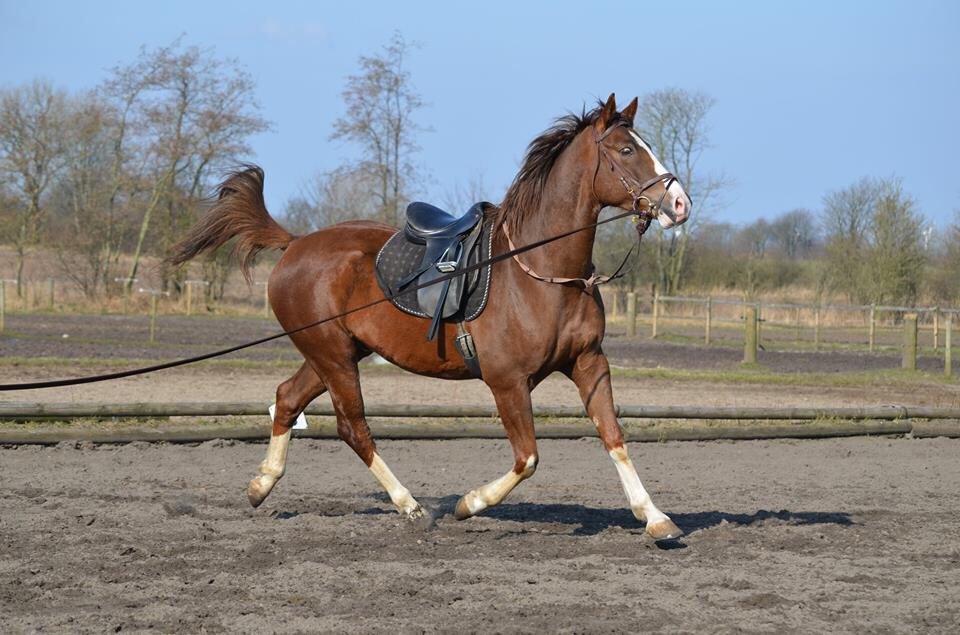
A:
[{"left": 512, "top": 159, "right": 599, "bottom": 280}]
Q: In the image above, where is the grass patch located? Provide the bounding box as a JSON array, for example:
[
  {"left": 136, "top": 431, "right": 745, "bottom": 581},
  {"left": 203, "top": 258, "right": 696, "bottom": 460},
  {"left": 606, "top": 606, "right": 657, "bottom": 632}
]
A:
[
  {"left": 0, "top": 353, "right": 954, "bottom": 389},
  {"left": 608, "top": 365, "right": 957, "bottom": 388},
  {"left": 653, "top": 330, "right": 946, "bottom": 356}
]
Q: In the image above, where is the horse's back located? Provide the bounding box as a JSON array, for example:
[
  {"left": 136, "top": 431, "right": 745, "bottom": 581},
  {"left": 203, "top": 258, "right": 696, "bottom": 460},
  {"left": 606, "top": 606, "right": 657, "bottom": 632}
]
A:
[{"left": 268, "top": 221, "right": 394, "bottom": 313}]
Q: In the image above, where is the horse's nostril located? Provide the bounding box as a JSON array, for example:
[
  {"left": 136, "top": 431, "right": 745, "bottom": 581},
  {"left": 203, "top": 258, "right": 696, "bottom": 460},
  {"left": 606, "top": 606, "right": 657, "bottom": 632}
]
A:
[{"left": 674, "top": 196, "right": 686, "bottom": 217}]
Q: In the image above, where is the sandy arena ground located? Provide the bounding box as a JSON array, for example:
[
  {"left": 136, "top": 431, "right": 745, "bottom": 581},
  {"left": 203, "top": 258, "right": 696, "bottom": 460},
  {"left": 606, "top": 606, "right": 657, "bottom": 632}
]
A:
[
  {"left": 2, "top": 436, "right": 959, "bottom": 632},
  {"left": 2, "top": 312, "right": 959, "bottom": 631}
]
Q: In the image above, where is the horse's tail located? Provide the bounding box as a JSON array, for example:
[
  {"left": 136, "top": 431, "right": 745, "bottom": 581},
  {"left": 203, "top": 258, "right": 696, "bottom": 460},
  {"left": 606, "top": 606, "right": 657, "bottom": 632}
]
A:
[{"left": 166, "top": 165, "right": 294, "bottom": 281}]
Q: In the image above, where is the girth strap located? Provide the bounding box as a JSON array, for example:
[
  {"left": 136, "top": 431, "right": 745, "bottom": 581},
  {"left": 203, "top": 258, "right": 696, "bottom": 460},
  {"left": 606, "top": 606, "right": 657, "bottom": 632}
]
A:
[{"left": 454, "top": 321, "right": 482, "bottom": 378}]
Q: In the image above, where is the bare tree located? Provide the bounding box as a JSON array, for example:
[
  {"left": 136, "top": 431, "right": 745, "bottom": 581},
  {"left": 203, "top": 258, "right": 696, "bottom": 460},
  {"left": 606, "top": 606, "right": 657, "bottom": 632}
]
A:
[
  {"left": 331, "top": 32, "right": 427, "bottom": 225},
  {"left": 282, "top": 165, "right": 382, "bottom": 234},
  {"left": 863, "top": 181, "right": 925, "bottom": 305},
  {"left": 634, "top": 88, "right": 728, "bottom": 294},
  {"left": 47, "top": 92, "right": 125, "bottom": 297},
  {"left": 822, "top": 177, "right": 925, "bottom": 304},
  {"left": 929, "top": 211, "right": 960, "bottom": 303},
  {"left": 442, "top": 174, "right": 492, "bottom": 213},
  {"left": 821, "top": 177, "right": 879, "bottom": 301},
  {"left": 738, "top": 218, "right": 771, "bottom": 259},
  {"left": 770, "top": 208, "right": 817, "bottom": 259},
  {"left": 115, "top": 40, "right": 269, "bottom": 293},
  {"left": 0, "top": 79, "right": 68, "bottom": 294}
]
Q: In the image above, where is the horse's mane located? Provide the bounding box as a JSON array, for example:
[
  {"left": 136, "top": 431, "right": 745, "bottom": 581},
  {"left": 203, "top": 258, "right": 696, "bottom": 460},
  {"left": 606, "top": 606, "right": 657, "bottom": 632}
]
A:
[{"left": 493, "top": 101, "right": 627, "bottom": 232}]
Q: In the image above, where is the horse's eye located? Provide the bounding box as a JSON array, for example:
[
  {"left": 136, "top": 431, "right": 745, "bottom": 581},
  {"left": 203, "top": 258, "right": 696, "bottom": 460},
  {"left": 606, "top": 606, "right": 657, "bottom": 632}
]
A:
[{"left": 619, "top": 147, "right": 633, "bottom": 156}]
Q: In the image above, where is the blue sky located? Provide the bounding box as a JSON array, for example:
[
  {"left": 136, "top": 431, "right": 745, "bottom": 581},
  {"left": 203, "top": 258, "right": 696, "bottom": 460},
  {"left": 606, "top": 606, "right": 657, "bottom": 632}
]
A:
[{"left": 2, "top": 0, "right": 958, "bottom": 227}]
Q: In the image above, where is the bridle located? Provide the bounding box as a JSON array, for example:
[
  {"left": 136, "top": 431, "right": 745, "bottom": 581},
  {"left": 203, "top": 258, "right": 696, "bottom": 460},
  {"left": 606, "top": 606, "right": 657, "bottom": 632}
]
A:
[
  {"left": 593, "top": 119, "right": 680, "bottom": 228},
  {"left": 503, "top": 119, "right": 683, "bottom": 290}
]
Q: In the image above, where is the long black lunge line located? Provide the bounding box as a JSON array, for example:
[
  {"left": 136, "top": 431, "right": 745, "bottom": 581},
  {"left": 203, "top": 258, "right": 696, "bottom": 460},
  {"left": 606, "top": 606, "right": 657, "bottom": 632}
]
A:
[{"left": 0, "top": 210, "right": 642, "bottom": 391}]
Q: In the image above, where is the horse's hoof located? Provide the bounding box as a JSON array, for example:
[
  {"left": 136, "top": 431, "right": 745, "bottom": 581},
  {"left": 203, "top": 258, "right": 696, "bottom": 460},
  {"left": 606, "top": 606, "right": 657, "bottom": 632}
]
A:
[
  {"left": 646, "top": 518, "right": 684, "bottom": 541},
  {"left": 454, "top": 496, "right": 475, "bottom": 520},
  {"left": 405, "top": 505, "right": 437, "bottom": 530},
  {"left": 247, "top": 476, "right": 274, "bottom": 508}
]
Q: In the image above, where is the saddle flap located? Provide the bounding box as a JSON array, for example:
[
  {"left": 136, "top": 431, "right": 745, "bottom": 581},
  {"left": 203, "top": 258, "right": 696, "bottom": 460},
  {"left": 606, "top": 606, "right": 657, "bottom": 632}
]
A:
[{"left": 416, "top": 220, "right": 483, "bottom": 319}]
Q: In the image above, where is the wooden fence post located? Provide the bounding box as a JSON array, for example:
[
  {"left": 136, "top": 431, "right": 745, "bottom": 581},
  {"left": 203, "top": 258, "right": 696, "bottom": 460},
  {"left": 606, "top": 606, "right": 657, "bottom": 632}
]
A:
[
  {"left": 651, "top": 291, "right": 659, "bottom": 339},
  {"left": 149, "top": 294, "right": 158, "bottom": 343},
  {"left": 185, "top": 282, "right": 193, "bottom": 316},
  {"left": 902, "top": 313, "right": 918, "bottom": 371},
  {"left": 755, "top": 301, "right": 762, "bottom": 348},
  {"left": 610, "top": 290, "right": 619, "bottom": 319},
  {"left": 945, "top": 314, "right": 952, "bottom": 378},
  {"left": 263, "top": 281, "right": 270, "bottom": 318},
  {"left": 795, "top": 306, "right": 802, "bottom": 343},
  {"left": 47, "top": 278, "right": 54, "bottom": 310},
  {"left": 138, "top": 288, "right": 167, "bottom": 343},
  {"left": 744, "top": 305, "right": 758, "bottom": 364},
  {"left": 814, "top": 306, "right": 821, "bottom": 351},
  {"left": 704, "top": 296, "right": 712, "bottom": 345},
  {"left": 869, "top": 304, "right": 876, "bottom": 352},
  {"left": 626, "top": 292, "right": 637, "bottom": 338},
  {"left": 933, "top": 308, "right": 940, "bottom": 350},
  {"left": 0, "top": 280, "right": 5, "bottom": 333}
]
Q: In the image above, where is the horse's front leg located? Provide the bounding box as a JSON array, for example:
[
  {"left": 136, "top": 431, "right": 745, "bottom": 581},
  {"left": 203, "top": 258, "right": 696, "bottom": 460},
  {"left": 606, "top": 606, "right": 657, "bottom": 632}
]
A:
[
  {"left": 454, "top": 381, "right": 538, "bottom": 520},
  {"left": 570, "top": 350, "right": 683, "bottom": 540}
]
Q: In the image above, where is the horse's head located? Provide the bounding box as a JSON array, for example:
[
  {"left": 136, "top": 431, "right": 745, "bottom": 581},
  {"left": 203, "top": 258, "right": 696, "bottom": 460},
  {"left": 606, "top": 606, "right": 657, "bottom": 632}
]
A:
[{"left": 591, "top": 94, "right": 691, "bottom": 229}]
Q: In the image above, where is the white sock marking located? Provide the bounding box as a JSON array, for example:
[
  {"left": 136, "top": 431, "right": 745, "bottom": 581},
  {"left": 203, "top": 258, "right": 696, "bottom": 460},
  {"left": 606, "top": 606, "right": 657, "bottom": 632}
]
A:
[
  {"left": 369, "top": 453, "right": 420, "bottom": 516},
  {"left": 609, "top": 446, "right": 669, "bottom": 524},
  {"left": 461, "top": 455, "right": 537, "bottom": 515}
]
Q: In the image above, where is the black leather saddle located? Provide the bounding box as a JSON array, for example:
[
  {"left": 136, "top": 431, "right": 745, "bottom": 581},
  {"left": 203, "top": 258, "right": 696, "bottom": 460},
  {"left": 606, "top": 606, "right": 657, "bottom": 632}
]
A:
[
  {"left": 375, "top": 201, "right": 492, "bottom": 342},
  {"left": 406, "top": 202, "right": 484, "bottom": 241}
]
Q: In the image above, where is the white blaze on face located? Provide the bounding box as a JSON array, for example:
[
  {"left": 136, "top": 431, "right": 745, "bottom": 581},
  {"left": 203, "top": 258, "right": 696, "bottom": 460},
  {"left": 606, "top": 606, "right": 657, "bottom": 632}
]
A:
[{"left": 628, "top": 130, "right": 691, "bottom": 228}]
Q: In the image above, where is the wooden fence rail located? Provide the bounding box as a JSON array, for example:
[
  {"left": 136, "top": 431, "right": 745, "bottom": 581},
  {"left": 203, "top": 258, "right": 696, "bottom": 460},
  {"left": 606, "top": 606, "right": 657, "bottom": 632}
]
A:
[
  {"left": 2, "top": 402, "right": 959, "bottom": 421},
  {"left": 1, "top": 401, "right": 959, "bottom": 445}
]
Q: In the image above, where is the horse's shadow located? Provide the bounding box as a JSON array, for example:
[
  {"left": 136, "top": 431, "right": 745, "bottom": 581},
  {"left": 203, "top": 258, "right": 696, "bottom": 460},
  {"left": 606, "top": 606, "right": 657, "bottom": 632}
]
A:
[
  {"left": 365, "top": 493, "right": 854, "bottom": 538},
  {"left": 274, "top": 492, "right": 854, "bottom": 543}
]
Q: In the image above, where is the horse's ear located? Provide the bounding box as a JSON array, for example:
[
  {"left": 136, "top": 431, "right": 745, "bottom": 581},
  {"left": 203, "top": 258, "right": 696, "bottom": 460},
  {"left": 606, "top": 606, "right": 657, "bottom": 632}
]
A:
[
  {"left": 621, "top": 97, "right": 638, "bottom": 124},
  {"left": 596, "top": 93, "right": 617, "bottom": 131}
]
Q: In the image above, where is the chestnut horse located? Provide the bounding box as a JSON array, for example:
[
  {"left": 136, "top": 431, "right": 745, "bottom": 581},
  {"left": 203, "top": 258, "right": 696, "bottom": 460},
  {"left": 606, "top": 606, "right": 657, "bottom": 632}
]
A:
[{"left": 169, "top": 94, "right": 691, "bottom": 540}]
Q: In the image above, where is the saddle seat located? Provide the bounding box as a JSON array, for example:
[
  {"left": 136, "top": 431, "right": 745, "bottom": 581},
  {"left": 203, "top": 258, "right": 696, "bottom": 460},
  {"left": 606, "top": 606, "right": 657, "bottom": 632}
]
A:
[{"left": 405, "top": 202, "right": 484, "bottom": 242}]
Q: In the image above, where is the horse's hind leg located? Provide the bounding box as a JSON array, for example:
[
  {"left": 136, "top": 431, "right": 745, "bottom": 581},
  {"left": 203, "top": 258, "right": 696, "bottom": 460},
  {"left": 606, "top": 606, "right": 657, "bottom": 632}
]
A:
[
  {"left": 455, "top": 382, "right": 538, "bottom": 520},
  {"left": 248, "top": 362, "right": 326, "bottom": 508},
  {"left": 323, "top": 363, "right": 424, "bottom": 518}
]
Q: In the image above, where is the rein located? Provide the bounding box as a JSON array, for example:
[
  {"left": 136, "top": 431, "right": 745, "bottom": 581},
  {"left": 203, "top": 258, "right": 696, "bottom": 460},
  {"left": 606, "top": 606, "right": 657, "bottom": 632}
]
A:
[{"left": 0, "top": 208, "right": 642, "bottom": 392}]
